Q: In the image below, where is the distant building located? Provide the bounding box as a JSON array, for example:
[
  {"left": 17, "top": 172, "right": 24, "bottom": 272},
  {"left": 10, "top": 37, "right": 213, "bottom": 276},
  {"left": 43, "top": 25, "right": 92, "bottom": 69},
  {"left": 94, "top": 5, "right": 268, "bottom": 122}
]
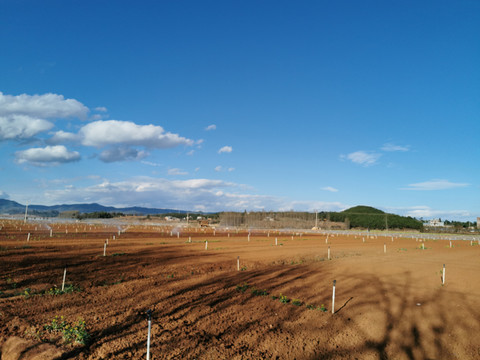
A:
[{"left": 426, "top": 218, "right": 444, "bottom": 227}]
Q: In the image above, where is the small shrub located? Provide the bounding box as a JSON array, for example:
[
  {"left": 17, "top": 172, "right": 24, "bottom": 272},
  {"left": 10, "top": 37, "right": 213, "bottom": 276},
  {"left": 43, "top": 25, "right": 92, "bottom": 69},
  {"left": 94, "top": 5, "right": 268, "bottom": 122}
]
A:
[
  {"left": 292, "top": 299, "right": 302, "bottom": 306},
  {"left": 279, "top": 294, "right": 290, "bottom": 304},
  {"left": 236, "top": 283, "right": 250, "bottom": 293},
  {"left": 319, "top": 304, "right": 327, "bottom": 312},
  {"left": 45, "top": 284, "right": 79, "bottom": 295},
  {"left": 251, "top": 288, "right": 269, "bottom": 296},
  {"left": 6, "top": 278, "right": 17, "bottom": 289},
  {"left": 44, "top": 316, "right": 90, "bottom": 345},
  {"left": 306, "top": 304, "right": 315, "bottom": 310}
]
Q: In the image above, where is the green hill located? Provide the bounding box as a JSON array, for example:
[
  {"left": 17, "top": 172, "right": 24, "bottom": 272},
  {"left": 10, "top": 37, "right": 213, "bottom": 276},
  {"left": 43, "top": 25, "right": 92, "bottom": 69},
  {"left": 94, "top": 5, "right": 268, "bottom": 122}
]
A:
[
  {"left": 326, "top": 205, "right": 422, "bottom": 230},
  {"left": 342, "top": 205, "right": 385, "bottom": 215}
]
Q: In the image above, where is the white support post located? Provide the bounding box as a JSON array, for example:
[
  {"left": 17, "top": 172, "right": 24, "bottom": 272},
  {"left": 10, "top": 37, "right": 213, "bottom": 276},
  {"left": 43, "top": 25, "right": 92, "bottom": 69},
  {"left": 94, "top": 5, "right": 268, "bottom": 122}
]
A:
[
  {"left": 61, "top": 267, "right": 67, "bottom": 291},
  {"left": 332, "top": 280, "right": 336, "bottom": 314},
  {"left": 237, "top": 256, "right": 240, "bottom": 271},
  {"left": 442, "top": 264, "right": 446, "bottom": 285},
  {"left": 146, "top": 310, "right": 152, "bottom": 360}
]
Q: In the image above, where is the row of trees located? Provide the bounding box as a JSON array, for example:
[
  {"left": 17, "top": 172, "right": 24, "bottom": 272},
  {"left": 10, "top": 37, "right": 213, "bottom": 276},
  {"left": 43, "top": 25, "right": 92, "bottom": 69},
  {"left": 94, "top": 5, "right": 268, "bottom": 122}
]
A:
[{"left": 218, "top": 206, "right": 423, "bottom": 230}]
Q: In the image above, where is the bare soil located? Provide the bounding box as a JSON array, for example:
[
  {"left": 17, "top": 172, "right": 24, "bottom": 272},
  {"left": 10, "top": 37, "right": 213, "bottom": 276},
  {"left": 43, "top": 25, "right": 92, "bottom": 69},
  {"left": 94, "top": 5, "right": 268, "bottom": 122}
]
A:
[{"left": 1, "top": 221, "right": 480, "bottom": 359}]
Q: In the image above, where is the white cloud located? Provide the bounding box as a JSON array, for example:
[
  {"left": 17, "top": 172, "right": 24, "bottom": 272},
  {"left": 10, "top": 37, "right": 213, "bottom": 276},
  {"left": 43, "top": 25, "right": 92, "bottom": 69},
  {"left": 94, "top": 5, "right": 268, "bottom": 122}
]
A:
[
  {"left": 15, "top": 145, "right": 80, "bottom": 166},
  {"left": 381, "top": 143, "right": 410, "bottom": 152},
  {"left": 322, "top": 186, "right": 338, "bottom": 192},
  {"left": 214, "top": 165, "right": 223, "bottom": 172},
  {"left": 402, "top": 179, "right": 469, "bottom": 191},
  {"left": 168, "top": 168, "right": 188, "bottom": 176},
  {"left": 0, "top": 92, "right": 88, "bottom": 142},
  {"left": 386, "top": 205, "right": 471, "bottom": 220},
  {"left": 0, "top": 190, "right": 10, "bottom": 199},
  {"left": 186, "top": 150, "right": 195, "bottom": 156},
  {"left": 341, "top": 151, "right": 381, "bottom": 166},
  {"left": 47, "top": 130, "right": 81, "bottom": 145},
  {"left": 228, "top": 167, "right": 235, "bottom": 172},
  {"left": 0, "top": 115, "right": 53, "bottom": 140},
  {"left": 205, "top": 124, "right": 216, "bottom": 131},
  {"left": 218, "top": 145, "right": 233, "bottom": 154},
  {"left": 99, "top": 146, "right": 148, "bottom": 163},
  {"left": 43, "top": 177, "right": 277, "bottom": 211},
  {"left": 0, "top": 92, "right": 88, "bottom": 119},
  {"left": 79, "top": 120, "right": 194, "bottom": 148},
  {"left": 40, "top": 175, "right": 351, "bottom": 212},
  {"left": 278, "top": 200, "right": 347, "bottom": 212},
  {"left": 141, "top": 160, "right": 162, "bottom": 167},
  {"left": 95, "top": 106, "right": 108, "bottom": 112}
]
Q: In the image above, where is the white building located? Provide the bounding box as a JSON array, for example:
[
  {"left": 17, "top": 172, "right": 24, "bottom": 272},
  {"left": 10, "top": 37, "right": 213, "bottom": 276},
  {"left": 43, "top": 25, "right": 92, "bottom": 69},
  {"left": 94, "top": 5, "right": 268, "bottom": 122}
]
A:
[{"left": 426, "top": 218, "right": 444, "bottom": 227}]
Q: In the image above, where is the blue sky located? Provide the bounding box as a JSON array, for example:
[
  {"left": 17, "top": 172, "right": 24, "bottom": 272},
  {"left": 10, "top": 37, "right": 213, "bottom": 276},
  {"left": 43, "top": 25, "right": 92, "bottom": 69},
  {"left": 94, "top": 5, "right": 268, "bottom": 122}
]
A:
[{"left": 0, "top": 0, "right": 478, "bottom": 220}]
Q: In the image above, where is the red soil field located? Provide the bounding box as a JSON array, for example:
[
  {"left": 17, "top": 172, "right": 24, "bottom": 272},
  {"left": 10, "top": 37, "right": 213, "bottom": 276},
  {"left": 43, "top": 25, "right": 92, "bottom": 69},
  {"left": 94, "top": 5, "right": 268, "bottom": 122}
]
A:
[{"left": 1, "top": 220, "right": 480, "bottom": 359}]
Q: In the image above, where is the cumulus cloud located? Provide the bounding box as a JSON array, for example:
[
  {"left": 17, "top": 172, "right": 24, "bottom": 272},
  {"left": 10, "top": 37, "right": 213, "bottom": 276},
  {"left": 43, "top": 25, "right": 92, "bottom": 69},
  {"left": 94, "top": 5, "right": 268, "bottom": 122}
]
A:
[
  {"left": 381, "top": 143, "right": 410, "bottom": 152},
  {"left": 218, "top": 145, "right": 233, "bottom": 154},
  {"left": 205, "top": 124, "right": 216, "bottom": 131},
  {"left": 214, "top": 165, "right": 223, "bottom": 172},
  {"left": 0, "top": 92, "right": 88, "bottom": 142},
  {"left": 79, "top": 120, "right": 194, "bottom": 148},
  {"left": 167, "top": 168, "right": 188, "bottom": 176},
  {"left": 95, "top": 106, "right": 108, "bottom": 112},
  {"left": 43, "top": 177, "right": 277, "bottom": 211},
  {"left": 0, "top": 115, "right": 53, "bottom": 140},
  {"left": 341, "top": 151, "right": 381, "bottom": 166},
  {"left": 401, "top": 179, "right": 469, "bottom": 191},
  {"left": 15, "top": 145, "right": 80, "bottom": 166},
  {"left": 99, "top": 146, "right": 148, "bottom": 163},
  {"left": 322, "top": 186, "right": 339, "bottom": 192},
  {"left": 0, "top": 92, "right": 88, "bottom": 119},
  {"left": 41, "top": 174, "right": 351, "bottom": 212}
]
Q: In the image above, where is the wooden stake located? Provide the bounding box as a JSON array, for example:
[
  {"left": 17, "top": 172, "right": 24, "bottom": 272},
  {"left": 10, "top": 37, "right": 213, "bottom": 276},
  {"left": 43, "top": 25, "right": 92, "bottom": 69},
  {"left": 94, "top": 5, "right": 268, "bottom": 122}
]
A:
[
  {"left": 384, "top": 243, "right": 386, "bottom": 254},
  {"left": 275, "top": 237, "right": 278, "bottom": 246},
  {"left": 237, "top": 256, "right": 240, "bottom": 271},
  {"left": 103, "top": 242, "right": 107, "bottom": 256},
  {"left": 205, "top": 241, "right": 208, "bottom": 250}
]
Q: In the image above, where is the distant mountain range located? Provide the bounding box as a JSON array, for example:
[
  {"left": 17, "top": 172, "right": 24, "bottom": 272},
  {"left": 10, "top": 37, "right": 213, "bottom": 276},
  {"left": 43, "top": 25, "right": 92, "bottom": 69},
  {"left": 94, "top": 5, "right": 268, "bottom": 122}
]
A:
[{"left": 0, "top": 199, "right": 188, "bottom": 217}]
